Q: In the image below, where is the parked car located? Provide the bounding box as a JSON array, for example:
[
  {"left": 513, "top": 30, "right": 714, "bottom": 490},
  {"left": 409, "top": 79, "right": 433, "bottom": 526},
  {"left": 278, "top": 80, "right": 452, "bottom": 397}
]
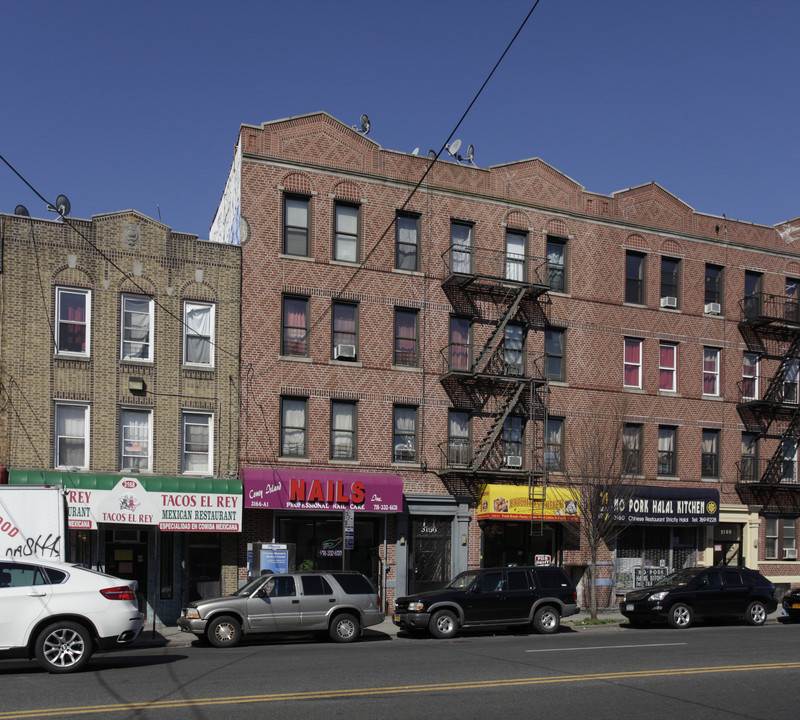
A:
[
  {"left": 393, "top": 565, "right": 578, "bottom": 638},
  {"left": 781, "top": 586, "right": 800, "bottom": 621},
  {"left": 178, "top": 571, "right": 384, "bottom": 646},
  {"left": 621, "top": 566, "right": 777, "bottom": 629},
  {"left": 0, "top": 557, "right": 144, "bottom": 673}
]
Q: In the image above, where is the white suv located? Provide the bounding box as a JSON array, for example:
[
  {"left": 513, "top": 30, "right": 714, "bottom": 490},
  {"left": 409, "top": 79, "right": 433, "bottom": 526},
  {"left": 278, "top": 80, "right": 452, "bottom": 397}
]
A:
[{"left": 0, "top": 557, "right": 144, "bottom": 673}]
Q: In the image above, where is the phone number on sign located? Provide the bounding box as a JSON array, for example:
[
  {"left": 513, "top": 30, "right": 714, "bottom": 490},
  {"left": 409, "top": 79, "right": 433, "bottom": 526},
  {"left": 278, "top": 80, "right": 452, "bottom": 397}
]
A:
[{"left": 373, "top": 504, "right": 399, "bottom": 512}]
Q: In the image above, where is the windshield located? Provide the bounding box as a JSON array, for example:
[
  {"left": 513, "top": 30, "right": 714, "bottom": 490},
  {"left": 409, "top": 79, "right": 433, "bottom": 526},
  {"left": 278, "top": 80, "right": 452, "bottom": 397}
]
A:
[
  {"left": 651, "top": 568, "right": 701, "bottom": 588},
  {"left": 444, "top": 571, "right": 480, "bottom": 589},
  {"left": 232, "top": 576, "right": 269, "bottom": 596}
]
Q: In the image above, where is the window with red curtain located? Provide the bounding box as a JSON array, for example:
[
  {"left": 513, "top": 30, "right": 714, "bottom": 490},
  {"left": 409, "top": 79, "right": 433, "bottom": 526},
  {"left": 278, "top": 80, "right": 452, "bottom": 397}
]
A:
[
  {"left": 394, "top": 309, "right": 418, "bottom": 366},
  {"left": 57, "top": 288, "right": 88, "bottom": 354},
  {"left": 624, "top": 338, "right": 642, "bottom": 388},
  {"left": 282, "top": 296, "right": 308, "bottom": 356},
  {"left": 703, "top": 348, "right": 720, "bottom": 395},
  {"left": 659, "top": 343, "right": 676, "bottom": 391},
  {"left": 450, "top": 317, "right": 471, "bottom": 371}
]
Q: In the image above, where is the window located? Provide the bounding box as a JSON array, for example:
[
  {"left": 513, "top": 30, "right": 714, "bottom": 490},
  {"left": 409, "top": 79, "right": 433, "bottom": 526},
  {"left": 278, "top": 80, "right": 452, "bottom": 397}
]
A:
[
  {"left": 396, "top": 212, "right": 419, "bottom": 271},
  {"left": 624, "top": 338, "right": 642, "bottom": 388},
  {"left": 783, "top": 358, "right": 799, "bottom": 404},
  {"left": 55, "top": 403, "right": 88, "bottom": 469},
  {"left": 282, "top": 296, "right": 309, "bottom": 357},
  {"left": 545, "top": 329, "right": 565, "bottom": 381},
  {"left": 782, "top": 439, "right": 797, "bottom": 483},
  {"left": 55, "top": 287, "right": 90, "bottom": 356},
  {"left": 765, "top": 518, "right": 797, "bottom": 561},
  {"left": 742, "top": 353, "right": 759, "bottom": 400},
  {"left": 393, "top": 406, "right": 417, "bottom": 462},
  {"left": 545, "top": 418, "right": 564, "bottom": 472},
  {"left": 659, "top": 342, "right": 677, "bottom": 392},
  {"left": 332, "top": 302, "right": 358, "bottom": 360},
  {"left": 703, "top": 348, "right": 720, "bottom": 396},
  {"left": 450, "top": 221, "right": 473, "bottom": 274},
  {"left": 182, "top": 412, "right": 212, "bottom": 474},
  {"left": 121, "top": 294, "right": 153, "bottom": 361},
  {"left": 622, "top": 423, "right": 643, "bottom": 475},
  {"left": 334, "top": 202, "right": 359, "bottom": 262},
  {"left": 448, "top": 410, "right": 470, "bottom": 465},
  {"left": 625, "top": 251, "right": 646, "bottom": 304},
  {"left": 331, "top": 401, "right": 357, "bottom": 460},
  {"left": 660, "top": 257, "right": 680, "bottom": 306},
  {"left": 504, "top": 325, "right": 525, "bottom": 376},
  {"left": 449, "top": 317, "right": 471, "bottom": 372},
  {"left": 394, "top": 309, "right": 418, "bottom": 367},
  {"left": 658, "top": 426, "right": 677, "bottom": 476},
  {"left": 787, "top": 277, "right": 800, "bottom": 322},
  {"left": 120, "top": 408, "right": 151, "bottom": 472},
  {"left": 281, "top": 397, "right": 307, "bottom": 457},
  {"left": 705, "top": 264, "right": 723, "bottom": 306},
  {"left": 503, "top": 416, "right": 524, "bottom": 467},
  {"left": 283, "top": 195, "right": 310, "bottom": 256},
  {"left": 183, "top": 301, "right": 214, "bottom": 366},
  {"left": 744, "top": 270, "right": 762, "bottom": 318},
  {"left": 701, "top": 429, "right": 720, "bottom": 478},
  {"left": 546, "top": 236, "right": 567, "bottom": 292},
  {"left": 740, "top": 432, "right": 759, "bottom": 483},
  {"left": 505, "top": 230, "right": 526, "bottom": 282}
]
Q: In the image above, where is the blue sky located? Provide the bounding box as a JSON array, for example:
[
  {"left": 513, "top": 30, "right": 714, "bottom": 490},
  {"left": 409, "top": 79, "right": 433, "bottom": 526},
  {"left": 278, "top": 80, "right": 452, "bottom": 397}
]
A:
[{"left": 2, "top": 1, "right": 798, "bottom": 236}]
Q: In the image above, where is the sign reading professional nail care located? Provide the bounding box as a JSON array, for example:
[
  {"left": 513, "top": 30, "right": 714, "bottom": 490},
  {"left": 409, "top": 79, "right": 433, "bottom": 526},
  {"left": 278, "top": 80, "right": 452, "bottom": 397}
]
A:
[{"left": 243, "top": 468, "right": 403, "bottom": 513}]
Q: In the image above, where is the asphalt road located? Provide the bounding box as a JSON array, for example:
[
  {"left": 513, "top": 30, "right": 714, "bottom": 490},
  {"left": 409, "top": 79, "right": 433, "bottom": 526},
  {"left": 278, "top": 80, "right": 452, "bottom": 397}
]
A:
[{"left": 1, "top": 620, "right": 799, "bottom": 719}]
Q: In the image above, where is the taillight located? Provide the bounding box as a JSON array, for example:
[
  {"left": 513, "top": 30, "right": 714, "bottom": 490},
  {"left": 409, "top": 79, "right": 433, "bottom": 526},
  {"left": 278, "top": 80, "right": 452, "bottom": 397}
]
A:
[{"left": 100, "top": 586, "right": 136, "bottom": 601}]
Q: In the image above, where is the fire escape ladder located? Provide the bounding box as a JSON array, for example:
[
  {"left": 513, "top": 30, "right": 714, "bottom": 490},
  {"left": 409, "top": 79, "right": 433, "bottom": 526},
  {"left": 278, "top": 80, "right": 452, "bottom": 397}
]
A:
[
  {"left": 470, "top": 380, "right": 527, "bottom": 470},
  {"left": 473, "top": 286, "right": 528, "bottom": 374}
]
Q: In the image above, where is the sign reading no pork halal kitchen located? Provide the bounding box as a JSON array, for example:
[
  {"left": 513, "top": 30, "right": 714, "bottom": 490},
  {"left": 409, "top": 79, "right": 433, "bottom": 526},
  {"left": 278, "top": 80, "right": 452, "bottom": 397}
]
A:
[{"left": 609, "top": 485, "right": 719, "bottom": 525}]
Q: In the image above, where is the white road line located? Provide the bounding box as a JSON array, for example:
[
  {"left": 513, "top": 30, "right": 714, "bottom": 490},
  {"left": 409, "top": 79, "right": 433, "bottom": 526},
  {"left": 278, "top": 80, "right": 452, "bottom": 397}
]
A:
[{"left": 526, "top": 643, "right": 687, "bottom": 653}]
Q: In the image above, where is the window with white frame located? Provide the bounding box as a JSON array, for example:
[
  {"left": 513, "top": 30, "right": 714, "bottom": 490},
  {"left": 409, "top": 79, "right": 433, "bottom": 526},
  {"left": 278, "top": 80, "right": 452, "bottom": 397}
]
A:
[
  {"left": 450, "top": 221, "right": 473, "bottom": 275},
  {"left": 504, "top": 324, "right": 525, "bottom": 376},
  {"left": 703, "top": 347, "right": 720, "bottom": 396},
  {"left": 546, "top": 236, "right": 567, "bottom": 292},
  {"left": 393, "top": 405, "right": 417, "bottom": 462},
  {"left": 783, "top": 358, "right": 799, "bottom": 404},
  {"left": 183, "top": 301, "right": 214, "bottom": 366},
  {"left": 765, "top": 517, "right": 797, "bottom": 561},
  {"left": 623, "top": 423, "right": 643, "bottom": 475},
  {"left": 56, "top": 287, "right": 90, "bottom": 356},
  {"left": 332, "top": 302, "right": 358, "bottom": 360},
  {"left": 121, "top": 294, "right": 154, "bottom": 361},
  {"left": 281, "top": 397, "right": 307, "bottom": 457},
  {"left": 284, "top": 194, "right": 310, "bottom": 256},
  {"left": 394, "top": 308, "right": 418, "bottom": 367},
  {"left": 658, "top": 426, "right": 677, "bottom": 476},
  {"left": 449, "top": 317, "right": 471, "bottom": 372},
  {"left": 701, "top": 429, "right": 720, "bottom": 478},
  {"left": 55, "top": 403, "right": 89, "bottom": 469},
  {"left": 395, "top": 212, "right": 419, "bottom": 271},
  {"left": 782, "top": 438, "right": 797, "bottom": 483},
  {"left": 505, "top": 230, "right": 526, "bottom": 282},
  {"left": 331, "top": 401, "right": 356, "bottom": 460},
  {"left": 545, "top": 417, "right": 564, "bottom": 472},
  {"left": 448, "top": 410, "right": 470, "bottom": 466},
  {"left": 282, "top": 296, "right": 309, "bottom": 357},
  {"left": 740, "top": 432, "right": 758, "bottom": 483},
  {"left": 503, "top": 416, "right": 524, "bottom": 467},
  {"left": 742, "top": 353, "right": 759, "bottom": 400},
  {"left": 120, "top": 408, "right": 151, "bottom": 472},
  {"left": 334, "top": 202, "right": 359, "bottom": 263},
  {"left": 659, "top": 342, "right": 677, "bottom": 392},
  {"left": 182, "top": 412, "right": 212, "bottom": 474},
  {"left": 624, "top": 338, "right": 642, "bottom": 388}
]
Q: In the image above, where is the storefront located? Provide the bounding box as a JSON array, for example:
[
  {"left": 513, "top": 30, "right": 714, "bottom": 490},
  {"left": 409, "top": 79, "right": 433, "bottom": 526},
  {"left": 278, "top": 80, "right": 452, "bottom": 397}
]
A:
[
  {"left": 8, "top": 470, "right": 242, "bottom": 624},
  {"left": 476, "top": 484, "right": 581, "bottom": 568}
]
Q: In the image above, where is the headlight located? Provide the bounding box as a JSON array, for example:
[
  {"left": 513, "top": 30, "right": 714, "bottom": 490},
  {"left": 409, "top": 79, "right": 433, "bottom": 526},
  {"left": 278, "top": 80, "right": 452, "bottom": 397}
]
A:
[
  {"left": 184, "top": 608, "right": 200, "bottom": 619},
  {"left": 407, "top": 601, "right": 425, "bottom": 612},
  {"left": 649, "top": 591, "right": 668, "bottom": 601}
]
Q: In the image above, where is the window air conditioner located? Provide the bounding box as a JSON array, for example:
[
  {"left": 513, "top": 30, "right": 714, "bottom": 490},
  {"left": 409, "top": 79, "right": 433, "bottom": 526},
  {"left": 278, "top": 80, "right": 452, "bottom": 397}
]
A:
[
  {"left": 504, "top": 455, "right": 523, "bottom": 469},
  {"left": 704, "top": 302, "right": 721, "bottom": 315},
  {"left": 334, "top": 344, "right": 357, "bottom": 360},
  {"left": 660, "top": 296, "right": 678, "bottom": 308},
  {"left": 784, "top": 548, "right": 798, "bottom": 560}
]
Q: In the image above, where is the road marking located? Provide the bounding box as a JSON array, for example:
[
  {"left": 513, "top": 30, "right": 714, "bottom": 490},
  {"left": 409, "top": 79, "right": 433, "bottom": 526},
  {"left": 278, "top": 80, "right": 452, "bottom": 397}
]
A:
[
  {"left": 2, "top": 661, "right": 800, "bottom": 718},
  {"left": 526, "top": 642, "right": 687, "bottom": 652}
]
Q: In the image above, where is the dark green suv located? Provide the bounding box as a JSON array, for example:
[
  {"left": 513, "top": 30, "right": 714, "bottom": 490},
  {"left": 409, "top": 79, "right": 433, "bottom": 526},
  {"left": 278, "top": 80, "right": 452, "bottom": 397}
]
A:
[{"left": 393, "top": 566, "right": 578, "bottom": 638}]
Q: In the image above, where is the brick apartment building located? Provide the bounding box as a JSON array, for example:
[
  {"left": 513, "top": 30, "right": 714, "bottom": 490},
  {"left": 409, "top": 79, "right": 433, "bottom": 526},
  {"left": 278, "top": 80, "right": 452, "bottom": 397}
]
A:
[
  {"left": 213, "top": 111, "right": 800, "bottom": 609},
  {"left": 0, "top": 209, "right": 242, "bottom": 623}
]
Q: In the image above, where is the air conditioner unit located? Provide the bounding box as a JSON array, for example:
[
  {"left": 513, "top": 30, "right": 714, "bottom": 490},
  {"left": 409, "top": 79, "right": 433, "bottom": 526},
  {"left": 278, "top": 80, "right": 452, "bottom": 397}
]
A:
[
  {"left": 504, "top": 455, "right": 523, "bottom": 469},
  {"left": 334, "top": 344, "right": 356, "bottom": 360},
  {"left": 784, "top": 548, "right": 798, "bottom": 560},
  {"left": 704, "top": 302, "right": 721, "bottom": 315},
  {"left": 660, "top": 296, "right": 678, "bottom": 308}
]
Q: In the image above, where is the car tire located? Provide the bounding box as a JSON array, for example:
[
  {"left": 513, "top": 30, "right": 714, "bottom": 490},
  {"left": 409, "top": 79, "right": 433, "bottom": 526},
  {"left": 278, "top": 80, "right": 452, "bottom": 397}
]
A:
[
  {"left": 667, "top": 603, "right": 693, "bottom": 629},
  {"left": 35, "top": 621, "right": 93, "bottom": 674},
  {"left": 745, "top": 601, "right": 768, "bottom": 626},
  {"left": 207, "top": 615, "right": 242, "bottom": 648},
  {"left": 429, "top": 609, "right": 459, "bottom": 639},
  {"left": 329, "top": 613, "right": 361, "bottom": 643},
  {"left": 532, "top": 606, "right": 561, "bottom": 634}
]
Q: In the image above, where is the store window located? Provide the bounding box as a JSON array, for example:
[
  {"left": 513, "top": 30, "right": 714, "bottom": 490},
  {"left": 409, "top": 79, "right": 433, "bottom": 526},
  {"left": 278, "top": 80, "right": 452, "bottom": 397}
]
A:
[{"left": 615, "top": 526, "right": 700, "bottom": 590}]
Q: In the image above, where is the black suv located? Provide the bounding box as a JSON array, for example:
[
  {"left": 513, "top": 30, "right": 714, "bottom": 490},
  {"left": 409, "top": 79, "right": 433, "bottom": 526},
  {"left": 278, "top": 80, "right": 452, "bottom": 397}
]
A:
[
  {"left": 621, "top": 566, "right": 777, "bottom": 629},
  {"left": 393, "top": 566, "right": 578, "bottom": 638}
]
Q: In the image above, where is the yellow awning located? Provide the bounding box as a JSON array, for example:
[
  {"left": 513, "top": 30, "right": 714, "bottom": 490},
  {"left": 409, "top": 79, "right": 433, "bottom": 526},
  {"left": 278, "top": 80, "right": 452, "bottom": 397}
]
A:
[{"left": 478, "top": 484, "right": 580, "bottom": 522}]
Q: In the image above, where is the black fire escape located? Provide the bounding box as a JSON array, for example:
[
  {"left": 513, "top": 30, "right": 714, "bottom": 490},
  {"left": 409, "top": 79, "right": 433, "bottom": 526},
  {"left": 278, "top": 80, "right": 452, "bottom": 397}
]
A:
[
  {"left": 435, "top": 242, "right": 551, "bottom": 527},
  {"left": 736, "top": 291, "right": 800, "bottom": 513}
]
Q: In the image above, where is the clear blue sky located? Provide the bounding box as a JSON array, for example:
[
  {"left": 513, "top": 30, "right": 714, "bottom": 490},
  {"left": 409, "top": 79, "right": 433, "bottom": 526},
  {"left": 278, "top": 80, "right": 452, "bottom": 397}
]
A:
[{"left": 2, "top": 1, "right": 798, "bottom": 236}]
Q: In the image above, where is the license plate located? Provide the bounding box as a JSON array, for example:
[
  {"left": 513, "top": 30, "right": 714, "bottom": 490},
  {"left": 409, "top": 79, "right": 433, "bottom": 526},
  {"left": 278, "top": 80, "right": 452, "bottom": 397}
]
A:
[
  {"left": 394, "top": 614, "right": 400, "bottom": 622},
  {"left": 626, "top": 604, "right": 634, "bottom": 611},
  {"left": 792, "top": 603, "right": 800, "bottom": 610}
]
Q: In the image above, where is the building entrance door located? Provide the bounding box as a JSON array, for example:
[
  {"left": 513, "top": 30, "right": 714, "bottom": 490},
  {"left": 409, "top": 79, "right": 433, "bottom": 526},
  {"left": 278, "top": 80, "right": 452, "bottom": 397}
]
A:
[{"left": 408, "top": 516, "right": 451, "bottom": 594}]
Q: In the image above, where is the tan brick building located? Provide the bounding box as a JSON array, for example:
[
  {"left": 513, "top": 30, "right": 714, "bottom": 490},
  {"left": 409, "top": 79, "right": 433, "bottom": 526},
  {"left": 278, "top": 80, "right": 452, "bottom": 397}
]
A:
[{"left": 0, "top": 209, "right": 241, "bottom": 622}]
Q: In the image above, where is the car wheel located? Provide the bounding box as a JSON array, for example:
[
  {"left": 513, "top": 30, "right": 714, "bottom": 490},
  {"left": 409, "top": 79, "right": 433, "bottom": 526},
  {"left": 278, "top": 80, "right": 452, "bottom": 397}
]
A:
[
  {"left": 207, "top": 615, "right": 242, "bottom": 648},
  {"left": 667, "top": 603, "right": 693, "bottom": 629},
  {"left": 745, "top": 601, "right": 768, "bottom": 626},
  {"left": 533, "top": 606, "right": 561, "bottom": 634},
  {"left": 35, "top": 621, "right": 93, "bottom": 674},
  {"left": 329, "top": 613, "right": 361, "bottom": 643},
  {"left": 429, "top": 609, "right": 459, "bottom": 639}
]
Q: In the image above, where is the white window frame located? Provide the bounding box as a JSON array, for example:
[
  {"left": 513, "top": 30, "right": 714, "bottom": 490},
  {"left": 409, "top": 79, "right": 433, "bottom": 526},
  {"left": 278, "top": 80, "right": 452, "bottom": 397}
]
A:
[
  {"left": 703, "top": 347, "right": 721, "bottom": 397},
  {"left": 183, "top": 301, "right": 215, "bottom": 367},
  {"left": 121, "top": 294, "right": 154, "bottom": 361},
  {"left": 742, "top": 352, "right": 759, "bottom": 401},
  {"left": 659, "top": 342, "right": 677, "bottom": 392},
  {"left": 54, "top": 402, "right": 89, "bottom": 470},
  {"left": 182, "top": 411, "right": 213, "bottom": 475},
  {"left": 624, "top": 338, "right": 642, "bottom": 389},
  {"left": 55, "top": 287, "right": 91, "bottom": 357},
  {"left": 334, "top": 202, "right": 360, "bottom": 263},
  {"left": 120, "top": 407, "right": 153, "bottom": 472}
]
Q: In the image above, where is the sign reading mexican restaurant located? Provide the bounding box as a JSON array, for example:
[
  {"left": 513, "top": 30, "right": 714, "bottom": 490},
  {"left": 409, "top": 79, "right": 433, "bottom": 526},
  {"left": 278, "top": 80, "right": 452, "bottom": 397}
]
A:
[
  {"left": 243, "top": 468, "right": 403, "bottom": 513},
  {"left": 66, "top": 477, "right": 242, "bottom": 532}
]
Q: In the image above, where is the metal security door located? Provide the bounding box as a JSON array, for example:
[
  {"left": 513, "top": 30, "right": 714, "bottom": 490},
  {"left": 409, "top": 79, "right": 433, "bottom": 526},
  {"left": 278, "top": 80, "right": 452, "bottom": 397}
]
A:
[{"left": 408, "top": 516, "right": 451, "bottom": 595}]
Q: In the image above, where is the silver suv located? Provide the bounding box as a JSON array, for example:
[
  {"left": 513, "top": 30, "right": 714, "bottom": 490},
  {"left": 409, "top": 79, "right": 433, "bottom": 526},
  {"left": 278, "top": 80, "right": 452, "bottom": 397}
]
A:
[{"left": 178, "top": 571, "right": 384, "bottom": 646}]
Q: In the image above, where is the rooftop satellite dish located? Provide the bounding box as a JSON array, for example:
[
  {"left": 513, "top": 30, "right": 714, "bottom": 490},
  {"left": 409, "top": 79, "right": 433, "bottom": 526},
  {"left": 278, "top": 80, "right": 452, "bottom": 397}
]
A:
[
  {"left": 56, "top": 194, "right": 71, "bottom": 216},
  {"left": 412, "top": 147, "right": 419, "bottom": 155},
  {"left": 446, "top": 139, "right": 462, "bottom": 158},
  {"left": 428, "top": 150, "right": 437, "bottom": 160},
  {"left": 14, "top": 204, "right": 30, "bottom": 217},
  {"left": 458, "top": 144, "right": 477, "bottom": 166},
  {"left": 360, "top": 114, "right": 370, "bottom": 135}
]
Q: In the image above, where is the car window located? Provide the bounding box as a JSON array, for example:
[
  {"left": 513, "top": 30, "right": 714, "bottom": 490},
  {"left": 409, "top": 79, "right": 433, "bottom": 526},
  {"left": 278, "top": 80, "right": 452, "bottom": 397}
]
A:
[
  {"left": 534, "top": 568, "right": 568, "bottom": 588},
  {"left": 302, "top": 575, "right": 333, "bottom": 596},
  {"left": 475, "top": 572, "right": 503, "bottom": 592},
  {"left": 506, "top": 570, "right": 531, "bottom": 591},
  {"left": 332, "top": 573, "right": 375, "bottom": 595},
  {"left": 263, "top": 576, "right": 296, "bottom": 598},
  {"left": 0, "top": 562, "right": 47, "bottom": 587},
  {"left": 446, "top": 571, "right": 479, "bottom": 589},
  {"left": 722, "top": 570, "right": 744, "bottom": 587},
  {"left": 702, "top": 571, "right": 722, "bottom": 588},
  {"left": 41, "top": 567, "right": 68, "bottom": 584}
]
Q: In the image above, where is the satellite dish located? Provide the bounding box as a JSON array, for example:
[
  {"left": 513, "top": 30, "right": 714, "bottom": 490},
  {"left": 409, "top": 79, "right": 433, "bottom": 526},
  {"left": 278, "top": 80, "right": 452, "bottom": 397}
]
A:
[
  {"left": 467, "top": 144, "right": 475, "bottom": 162},
  {"left": 56, "top": 194, "right": 71, "bottom": 216},
  {"left": 360, "top": 114, "right": 370, "bottom": 135},
  {"left": 428, "top": 150, "right": 437, "bottom": 161},
  {"left": 412, "top": 147, "right": 419, "bottom": 155},
  {"left": 14, "top": 204, "right": 29, "bottom": 217},
  {"left": 446, "top": 139, "right": 462, "bottom": 157}
]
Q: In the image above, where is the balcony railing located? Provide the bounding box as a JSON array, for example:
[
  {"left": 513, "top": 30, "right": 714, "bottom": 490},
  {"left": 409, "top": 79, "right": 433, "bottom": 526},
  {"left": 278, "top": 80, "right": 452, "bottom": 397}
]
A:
[
  {"left": 737, "top": 376, "right": 799, "bottom": 407},
  {"left": 740, "top": 292, "right": 800, "bottom": 325},
  {"left": 441, "top": 245, "right": 549, "bottom": 288},
  {"left": 736, "top": 456, "right": 800, "bottom": 486}
]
